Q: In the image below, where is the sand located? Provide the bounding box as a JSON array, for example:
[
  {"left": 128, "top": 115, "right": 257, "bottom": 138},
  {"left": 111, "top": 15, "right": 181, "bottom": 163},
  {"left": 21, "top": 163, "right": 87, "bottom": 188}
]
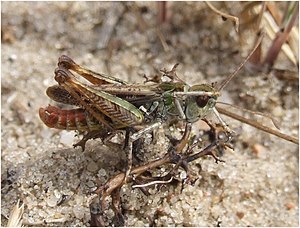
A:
[{"left": 1, "top": 2, "right": 298, "bottom": 226}]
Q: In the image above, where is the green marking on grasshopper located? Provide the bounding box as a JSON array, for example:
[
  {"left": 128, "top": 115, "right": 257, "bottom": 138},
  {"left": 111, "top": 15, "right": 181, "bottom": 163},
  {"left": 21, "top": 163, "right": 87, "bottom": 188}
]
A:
[{"left": 185, "top": 84, "right": 219, "bottom": 123}]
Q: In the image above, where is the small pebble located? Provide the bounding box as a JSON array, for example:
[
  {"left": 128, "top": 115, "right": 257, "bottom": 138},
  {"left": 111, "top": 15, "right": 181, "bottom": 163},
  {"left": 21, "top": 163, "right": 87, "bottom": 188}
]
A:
[
  {"left": 180, "top": 171, "right": 187, "bottom": 180},
  {"left": 285, "top": 202, "right": 295, "bottom": 210},
  {"left": 236, "top": 211, "right": 245, "bottom": 219},
  {"left": 73, "top": 206, "right": 85, "bottom": 219},
  {"left": 252, "top": 143, "right": 267, "bottom": 158},
  {"left": 8, "top": 54, "right": 17, "bottom": 62},
  {"left": 86, "top": 180, "right": 95, "bottom": 188},
  {"left": 272, "top": 106, "right": 283, "bottom": 117},
  {"left": 54, "top": 189, "right": 62, "bottom": 199},
  {"left": 97, "top": 168, "right": 106, "bottom": 177},
  {"left": 59, "top": 132, "right": 76, "bottom": 146},
  {"left": 46, "top": 194, "right": 60, "bottom": 207},
  {"left": 87, "top": 161, "right": 98, "bottom": 173}
]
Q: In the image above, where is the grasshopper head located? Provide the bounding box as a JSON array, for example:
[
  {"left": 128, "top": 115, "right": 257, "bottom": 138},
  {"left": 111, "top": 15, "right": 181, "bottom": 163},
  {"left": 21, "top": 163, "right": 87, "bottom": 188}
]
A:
[{"left": 185, "top": 84, "right": 219, "bottom": 123}]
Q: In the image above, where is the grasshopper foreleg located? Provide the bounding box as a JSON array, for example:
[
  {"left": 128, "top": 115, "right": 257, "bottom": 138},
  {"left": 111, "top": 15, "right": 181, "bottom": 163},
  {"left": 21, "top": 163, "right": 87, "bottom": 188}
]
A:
[
  {"left": 173, "top": 96, "right": 186, "bottom": 120},
  {"left": 212, "top": 107, "right": 234, "bottom": 138}
]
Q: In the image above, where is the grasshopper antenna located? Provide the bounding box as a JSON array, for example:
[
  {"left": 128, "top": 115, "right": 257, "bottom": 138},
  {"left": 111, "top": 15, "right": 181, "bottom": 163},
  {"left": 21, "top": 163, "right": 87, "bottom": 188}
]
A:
[
  {"left": 216, "top": 102, "right": 281, "bottom": 130},
  {"left": 216, "top": 106, "right": 299, "bottom": 145},
  {"left": 217, "top": 32, "right": 264, "bottom": 92}
]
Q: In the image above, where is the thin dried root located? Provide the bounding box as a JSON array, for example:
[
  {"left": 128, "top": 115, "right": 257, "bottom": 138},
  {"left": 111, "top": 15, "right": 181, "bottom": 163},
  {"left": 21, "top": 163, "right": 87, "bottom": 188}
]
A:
[{"left": 132, "top": 176, "right": 173, "bottom": 189}]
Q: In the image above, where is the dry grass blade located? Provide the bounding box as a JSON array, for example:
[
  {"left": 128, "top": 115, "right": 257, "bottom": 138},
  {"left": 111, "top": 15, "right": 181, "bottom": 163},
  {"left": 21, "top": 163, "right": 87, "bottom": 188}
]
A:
[
  {"left": 205, "top": 1, "right": 239, "bottom": 32},
  {"left": 241, "top": 2, "right": 298, "bottom": 68},
  {"left": 262, "top": 2, "right": 299, "bottom": 67},
  {"left": 240, "top": 1, "right": 261, "bottom": 28},
  {"left": 257, "top": 2, "right": 267, "bottom": 29},
  {"left": 248, "top": 2, "right": 266, "bottom": 65},
  {"left": 272, "top": 68, "right": 298, "bottom": 81},
  {"left": 157, "top": 1, "right": 168, "bottom": 24},
  {"left": 156, "top": 28, "right": 170, "bottom": 52},
  {"left": 265, "top": 16, "right": 298, "bottom": 65},
  {"left": 6, "top": 200, "right": 24, "bottom": 227},
  {"left": 96, "top": 3, "right": 125, "bottom": 49},
  {"left": 266, "top": 2, "right": 283, "bottom": 25}
]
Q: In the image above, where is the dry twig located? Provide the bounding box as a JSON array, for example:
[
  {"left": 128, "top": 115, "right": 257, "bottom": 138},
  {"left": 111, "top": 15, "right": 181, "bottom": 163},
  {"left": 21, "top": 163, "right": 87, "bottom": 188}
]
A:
[{"left": 205, "top": 2, "right": 239, "bottom": 32}]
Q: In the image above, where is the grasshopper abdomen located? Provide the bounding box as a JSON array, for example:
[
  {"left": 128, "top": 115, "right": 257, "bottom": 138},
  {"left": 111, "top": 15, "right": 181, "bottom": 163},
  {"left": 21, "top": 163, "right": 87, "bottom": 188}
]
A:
[{"left": 39, "top": 105, "right": 104, "bottom": 131}]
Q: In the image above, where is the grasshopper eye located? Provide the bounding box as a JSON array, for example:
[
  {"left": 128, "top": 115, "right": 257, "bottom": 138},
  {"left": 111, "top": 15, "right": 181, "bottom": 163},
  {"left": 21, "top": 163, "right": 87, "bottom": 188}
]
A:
[
  {"left": 196, "top": 95, "right": 210, "bottom": 108},
  {"left": 196, "top": 96, "right": 215, "bottom": 108},
  {"left": 196, "top": 96, "right": 216, "bottom": 109}
]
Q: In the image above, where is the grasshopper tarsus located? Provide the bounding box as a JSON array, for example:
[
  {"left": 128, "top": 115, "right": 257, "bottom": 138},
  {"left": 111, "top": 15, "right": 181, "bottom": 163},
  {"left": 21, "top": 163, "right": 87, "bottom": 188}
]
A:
[{"left": 209, "top": 151, "right": 226, "bottom": 164}]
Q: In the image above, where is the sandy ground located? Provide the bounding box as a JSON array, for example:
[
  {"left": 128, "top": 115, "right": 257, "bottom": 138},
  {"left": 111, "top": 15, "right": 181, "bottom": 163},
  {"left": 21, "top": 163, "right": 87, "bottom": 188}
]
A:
[{"left": 1, "top": 2, "right": 299, "bottom": 227}]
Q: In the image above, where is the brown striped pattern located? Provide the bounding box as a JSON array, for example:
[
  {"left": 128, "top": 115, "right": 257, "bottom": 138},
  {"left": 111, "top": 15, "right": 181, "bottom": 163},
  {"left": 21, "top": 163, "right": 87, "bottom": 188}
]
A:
[
  {"left": 46, "top": 85, "right": 80, "bottom": 106},
  {"left": 77, "top": 86, "right": 143, "bottom": 127}
]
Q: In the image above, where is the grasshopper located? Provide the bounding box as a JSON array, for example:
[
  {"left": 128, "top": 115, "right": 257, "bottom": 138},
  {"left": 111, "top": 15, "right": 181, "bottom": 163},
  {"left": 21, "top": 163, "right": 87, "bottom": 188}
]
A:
[
  {"left": 39, "top": 55, "right": 222, "bottom": 179},
  {"left": 39, "top": 36, "right": 298, "bottom": 182}
]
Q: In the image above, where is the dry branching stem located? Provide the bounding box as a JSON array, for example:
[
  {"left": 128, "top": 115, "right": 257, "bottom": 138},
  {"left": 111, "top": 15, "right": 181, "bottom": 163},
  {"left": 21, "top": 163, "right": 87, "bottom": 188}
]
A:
[{"left": 95, "top": 122, "right": 228, "bottom": 215}]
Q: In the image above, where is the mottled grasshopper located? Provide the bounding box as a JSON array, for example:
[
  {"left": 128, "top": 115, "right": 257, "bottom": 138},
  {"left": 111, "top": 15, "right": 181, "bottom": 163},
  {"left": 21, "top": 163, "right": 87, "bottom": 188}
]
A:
[
  {"left": 39, "top": 39, "right": 298, "bottom": 181},
  {"left": 39, "top": 55, "right": 223, "bottom": 178}
]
